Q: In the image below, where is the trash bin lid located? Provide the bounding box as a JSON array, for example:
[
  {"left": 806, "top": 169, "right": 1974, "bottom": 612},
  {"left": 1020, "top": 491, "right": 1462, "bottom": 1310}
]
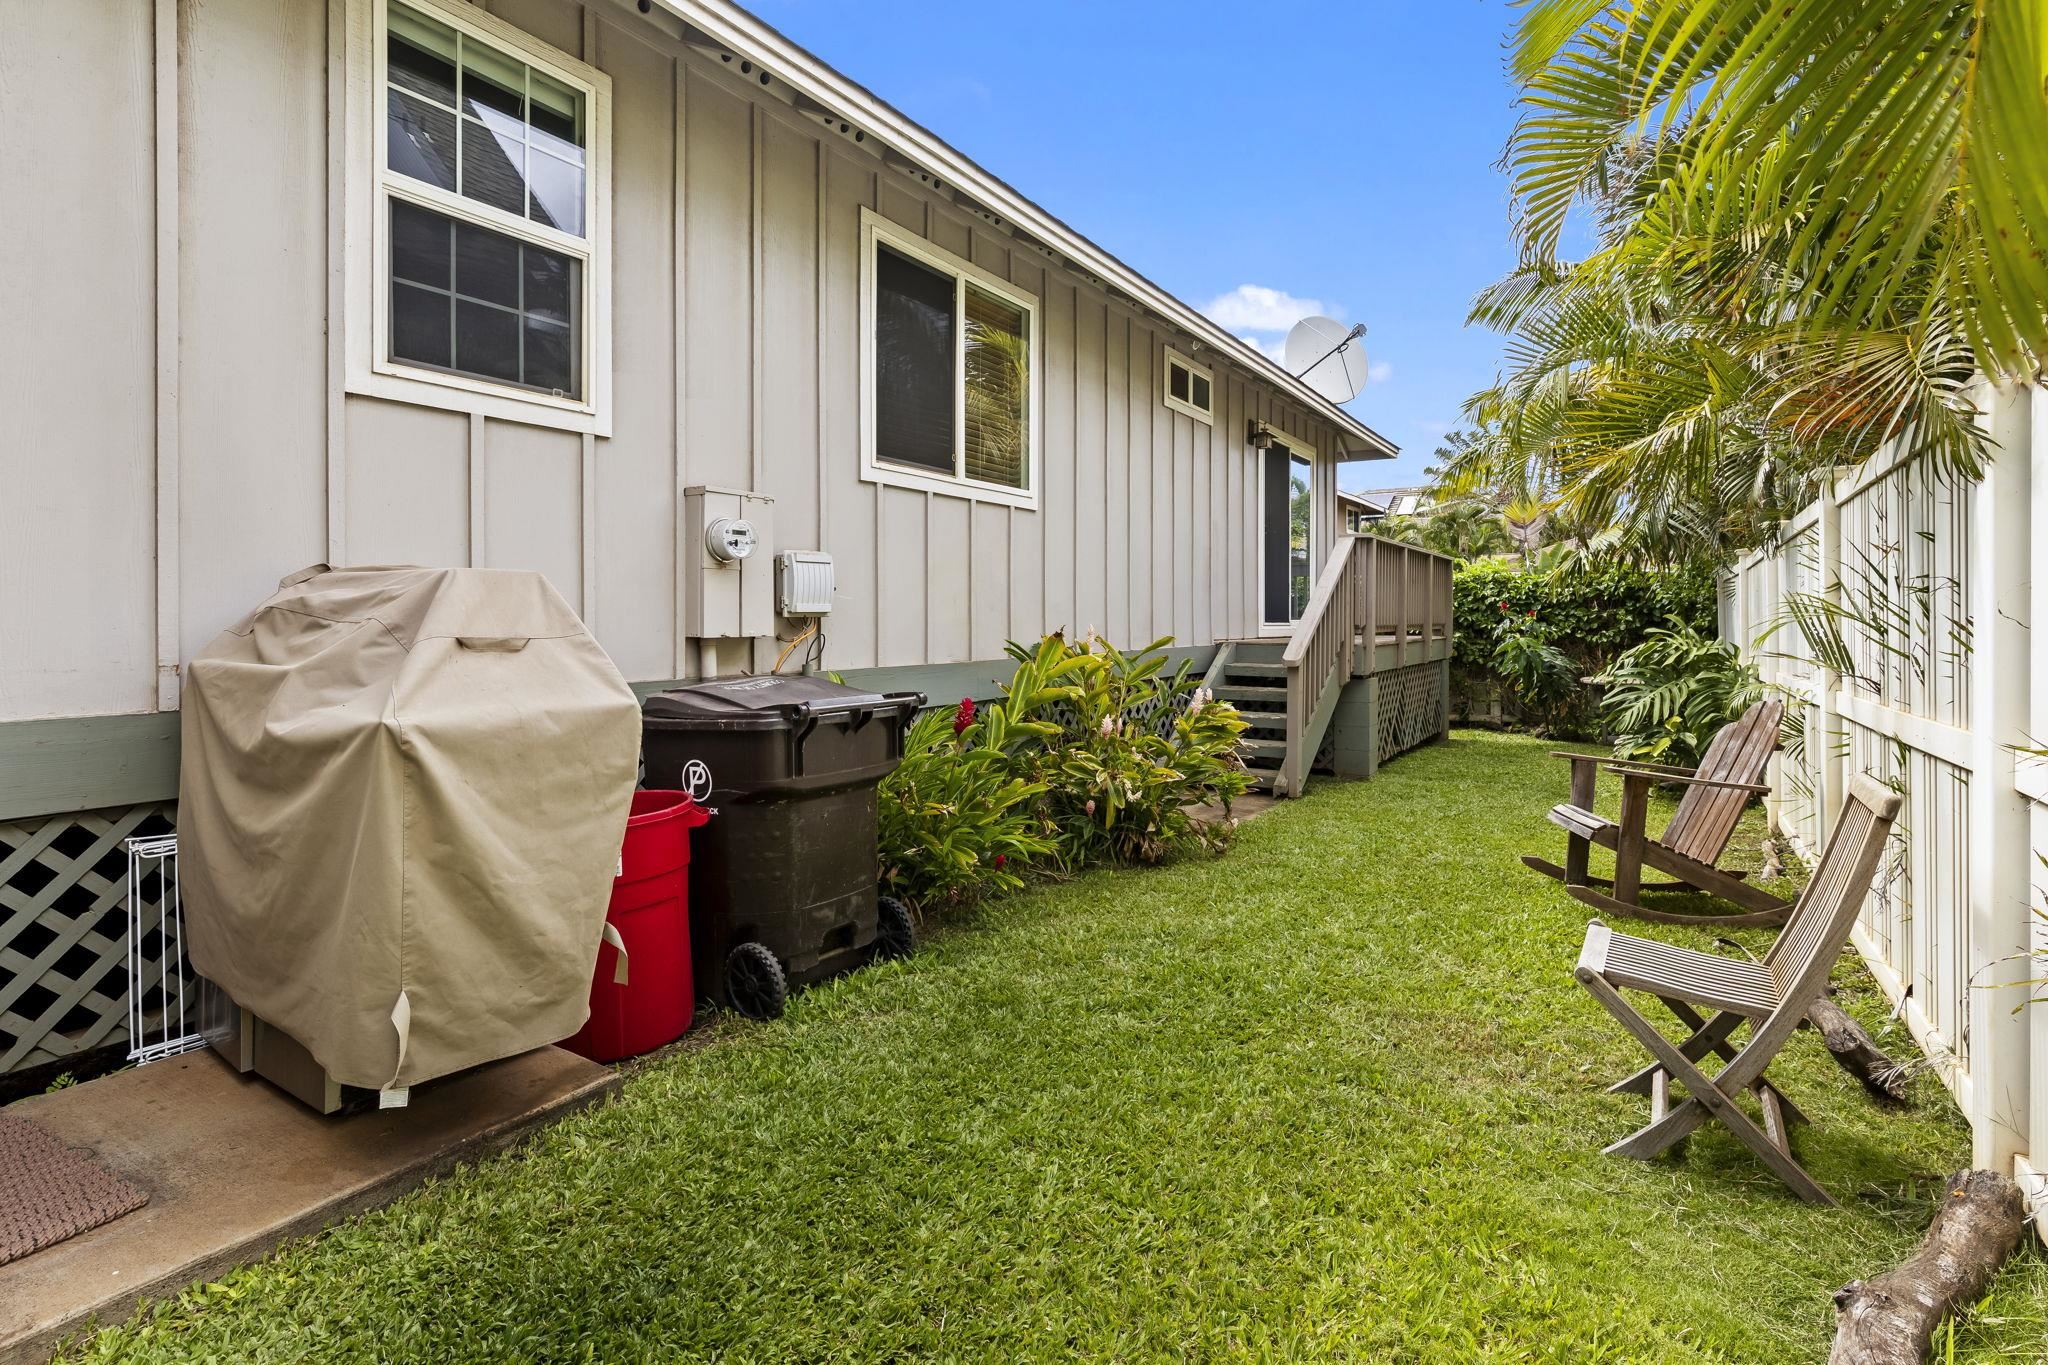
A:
[{"left": 643, "top": 674, "right": 898, "bottom": 728}]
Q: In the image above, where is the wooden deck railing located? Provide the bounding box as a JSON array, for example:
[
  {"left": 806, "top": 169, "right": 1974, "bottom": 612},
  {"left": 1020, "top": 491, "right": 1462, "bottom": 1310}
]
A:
[
  {"left": 1350, "top": 534, "right": 1455, "bottom": 673},
  {"left": 1273, "top": 533, "right": 1456, "bottom": 795}
]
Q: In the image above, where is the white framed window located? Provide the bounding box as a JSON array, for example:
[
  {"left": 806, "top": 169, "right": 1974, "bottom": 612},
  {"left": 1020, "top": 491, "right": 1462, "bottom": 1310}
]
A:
[
  {"left": 1163, "top": 347, "right": 1214, "bottom": 424},
  {"left": 859, "top": 209, "right": 1040, "bottom": 510},
  {"left": 345, "top": 0, "right": 612, "bottom": 434}
]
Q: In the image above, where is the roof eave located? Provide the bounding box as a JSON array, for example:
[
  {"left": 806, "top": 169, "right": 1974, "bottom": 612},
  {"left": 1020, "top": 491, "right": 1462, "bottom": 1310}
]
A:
[{"left": 652, "top": 0, "right": 1398, "bottom": 462}]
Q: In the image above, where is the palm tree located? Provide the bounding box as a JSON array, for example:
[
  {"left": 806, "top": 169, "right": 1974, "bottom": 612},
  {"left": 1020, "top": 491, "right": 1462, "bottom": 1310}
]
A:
[{"left": 1464, "top": 0, "right": 2046, "bottom": 561}]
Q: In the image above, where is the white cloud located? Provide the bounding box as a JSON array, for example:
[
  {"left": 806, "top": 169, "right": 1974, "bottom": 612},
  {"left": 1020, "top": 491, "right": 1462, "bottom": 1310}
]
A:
[
  {"left": 1368, "top": 360, "right": 1393, "bottom": 385},
  {"left": 1236, "top": 333, "right": 1288, "bottom": 362},
  {"left": 1204, "top": 284, "right": 1337, "bottom": 334}
]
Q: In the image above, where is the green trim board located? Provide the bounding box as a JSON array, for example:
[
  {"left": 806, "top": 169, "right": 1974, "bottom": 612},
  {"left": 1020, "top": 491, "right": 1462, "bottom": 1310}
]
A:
[
  {"left": 0, "top": 647, "right": 1220, "bottom": 822},
  {"left": 0, "top": 712, "right": 181, "bottom": 823}
]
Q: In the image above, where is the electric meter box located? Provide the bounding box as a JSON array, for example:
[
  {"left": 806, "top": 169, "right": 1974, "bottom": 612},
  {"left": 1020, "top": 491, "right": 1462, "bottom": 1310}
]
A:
[
  {"left": 777, "top": 551, "right": 834, "bottom": 616},
  {"left": 684, "top": 486, "right": 774, "bottom": 640}
]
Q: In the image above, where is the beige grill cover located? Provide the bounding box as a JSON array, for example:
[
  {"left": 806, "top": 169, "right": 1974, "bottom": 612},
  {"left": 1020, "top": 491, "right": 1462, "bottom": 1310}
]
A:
[{"left": 179, "top": 565, "right": 641, "bottom": 1091}]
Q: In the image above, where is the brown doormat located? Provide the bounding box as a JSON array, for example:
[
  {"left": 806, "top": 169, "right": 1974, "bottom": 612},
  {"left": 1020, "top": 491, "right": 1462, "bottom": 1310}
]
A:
[{"left": 0, "top": 1113, "right": 148, "bottom": 1266}]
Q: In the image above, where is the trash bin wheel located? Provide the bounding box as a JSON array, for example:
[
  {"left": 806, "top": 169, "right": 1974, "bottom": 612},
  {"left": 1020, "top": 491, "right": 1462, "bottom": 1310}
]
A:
[
  {"left": 874, "top": 895, "right": 916, "bottom": 961},
  {"left": 725, "top": 941, "right": 787, "bottom": 1021}
]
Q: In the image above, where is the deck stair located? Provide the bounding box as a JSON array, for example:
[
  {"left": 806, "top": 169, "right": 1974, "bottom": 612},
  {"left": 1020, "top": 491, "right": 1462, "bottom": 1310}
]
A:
[
  {"left": 1209, "top": 644, "right": 1292, "bottom": 791},
  {"left": 1207, "top": 534, "right": 1456, "bottom": 797}
]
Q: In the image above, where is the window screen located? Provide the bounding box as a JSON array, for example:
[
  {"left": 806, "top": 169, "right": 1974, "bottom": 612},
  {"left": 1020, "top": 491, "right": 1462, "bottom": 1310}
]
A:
[
  {"left": 390, "top": 199, "right": 580, "bottom": 396},
  {"left": 874, "top": 245, "right": 959, "bottom": 474}
]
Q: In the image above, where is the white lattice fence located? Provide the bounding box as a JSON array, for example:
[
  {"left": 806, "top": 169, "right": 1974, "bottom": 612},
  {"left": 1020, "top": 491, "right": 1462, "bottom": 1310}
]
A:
[
  {"left": 1725, "top": 380, "right": 2043, "bottom": 1233},
  {"left": 0, "top": 802, "right": 180, "bottom": 1075}
]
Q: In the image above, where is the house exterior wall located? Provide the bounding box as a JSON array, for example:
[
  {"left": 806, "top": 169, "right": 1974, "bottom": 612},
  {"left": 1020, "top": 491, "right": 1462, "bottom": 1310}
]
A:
[{"left": 0, "top": 0, "right": 1352, "bottom": 737}]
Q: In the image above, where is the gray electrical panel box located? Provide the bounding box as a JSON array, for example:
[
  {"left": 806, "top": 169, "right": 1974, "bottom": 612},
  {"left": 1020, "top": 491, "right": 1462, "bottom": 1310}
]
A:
[{"left": 683, "top": 486, "right": 774, "bottom": 639}]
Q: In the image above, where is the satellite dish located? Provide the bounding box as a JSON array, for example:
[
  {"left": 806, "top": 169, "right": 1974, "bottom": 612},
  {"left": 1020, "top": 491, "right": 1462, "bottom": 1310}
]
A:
[{"left": 1284, "top": 316, "right": 1369, "bottom": 404}]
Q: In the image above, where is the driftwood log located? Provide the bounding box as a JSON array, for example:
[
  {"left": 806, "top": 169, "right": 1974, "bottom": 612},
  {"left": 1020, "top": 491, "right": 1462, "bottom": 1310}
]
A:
[
  {"left": 1807, "top": 996, "right": 1911, "bottom": 1104},
  {"left": 1829, "top": 1170, "right": 2028, "bottom": 1364}
]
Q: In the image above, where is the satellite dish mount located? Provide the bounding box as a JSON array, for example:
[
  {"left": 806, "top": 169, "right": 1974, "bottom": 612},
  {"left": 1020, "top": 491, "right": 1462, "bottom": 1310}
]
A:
[{"left": 1284, "top": 316, "right": 1370, "bottom": 404}]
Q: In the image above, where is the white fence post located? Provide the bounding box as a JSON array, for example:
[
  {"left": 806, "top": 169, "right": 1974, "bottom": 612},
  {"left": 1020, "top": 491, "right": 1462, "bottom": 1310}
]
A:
[
  {"left": 1970, "top": 381, "right": 2033, "bottom": 1173},
  {"left": 2026, "top": 384, "right": 2048, "bottom": 1220}
]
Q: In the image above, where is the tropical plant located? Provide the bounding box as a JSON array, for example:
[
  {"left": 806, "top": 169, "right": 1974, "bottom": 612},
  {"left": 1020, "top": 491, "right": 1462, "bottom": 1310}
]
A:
[
  {"left": 1489, "top": 613, "right": 1582, "bottom": 725},
  {"left": 876, "top": 704, "right": 1055, "bottom": 913},
  {"left": 998, "top": 633, "right": 1252, "bottom": 867},
  {"left": 1454, "top": 0, "right": 2048, "bottom": 562},
  {"left": 876, "top": 632, "right": 1252, "bottom": 910},
  {"left": 1378, "top": 501, "right": 1516, "bottom": 563},
  {"left": 1594, "top": 622, "right": 1763, "bottom": 767}
]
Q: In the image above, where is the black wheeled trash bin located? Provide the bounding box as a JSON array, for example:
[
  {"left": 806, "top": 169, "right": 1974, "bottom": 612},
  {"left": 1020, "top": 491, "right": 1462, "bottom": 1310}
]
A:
[{"left": 640, "top": 676, "right": 925, "bottom": 1019}]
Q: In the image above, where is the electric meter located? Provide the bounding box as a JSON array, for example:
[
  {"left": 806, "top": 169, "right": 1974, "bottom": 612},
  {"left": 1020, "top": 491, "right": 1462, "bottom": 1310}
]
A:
[{"left": 705, "top": 517, "right": 757, "bottom": 563}]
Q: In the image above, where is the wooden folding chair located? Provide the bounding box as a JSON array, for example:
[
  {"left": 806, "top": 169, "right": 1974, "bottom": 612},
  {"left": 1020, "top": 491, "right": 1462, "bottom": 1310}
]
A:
[
  {"left": 1572, "top": 774, "right": 1901, "bottom": 1205},
  {"left": 1523, "top": 697, "right": 1789, "bottom": 927}
]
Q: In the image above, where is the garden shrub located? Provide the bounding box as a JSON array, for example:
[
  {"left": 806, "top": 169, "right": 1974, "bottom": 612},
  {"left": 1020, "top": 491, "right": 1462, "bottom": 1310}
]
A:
[
  {"left": 997, "top": 633, "right": 1252, "bottom": 869},
  {"left": 1452, "top": 559, "right": 1718, "bottom": 735},
  {"left": 877, "top": 704, "right": 1057, "bottom": 913},
  {"left": 1592, "top": 622, "right": 1763, "bottom": 768},
  {"left": 876, "top": 632, "right": 1251, "bottom": 913}
]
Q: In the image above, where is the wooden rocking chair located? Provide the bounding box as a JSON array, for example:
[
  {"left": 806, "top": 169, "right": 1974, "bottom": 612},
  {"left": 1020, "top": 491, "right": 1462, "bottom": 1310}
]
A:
[
  {"left": 1522, "top": 698, "right": 1788, "bottom": 927},
  {"left": 1573, "top": 773, "right": 1901, "bottom": 1205}
]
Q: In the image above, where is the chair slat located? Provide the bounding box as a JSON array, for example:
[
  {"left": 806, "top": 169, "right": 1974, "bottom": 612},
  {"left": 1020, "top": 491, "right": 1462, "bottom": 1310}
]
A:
[{"left": 1662, "top": 700, "right": 1782, "bottom": 864}]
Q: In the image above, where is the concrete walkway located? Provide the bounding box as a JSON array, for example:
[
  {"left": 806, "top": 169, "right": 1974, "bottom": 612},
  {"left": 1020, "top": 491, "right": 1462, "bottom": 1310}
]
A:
[{"left": 0, "top": 1047, "right": 616, "bottom": 1365}]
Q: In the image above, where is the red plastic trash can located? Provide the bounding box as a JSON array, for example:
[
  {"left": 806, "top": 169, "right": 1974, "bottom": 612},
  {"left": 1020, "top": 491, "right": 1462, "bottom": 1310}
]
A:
[{"left": 562, "top": 790, "right": 710, "bottom": 1063}]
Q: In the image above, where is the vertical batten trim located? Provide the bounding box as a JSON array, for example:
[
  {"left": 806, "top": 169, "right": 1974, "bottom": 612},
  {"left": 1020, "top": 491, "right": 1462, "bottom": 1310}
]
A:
[
  {"left": 923, "top": 491, "right": 935, "bottom": 661},
  {"left": 580, "top": 7, "right": 601, "bottom": 629},
  {"left": 813, "top": 136, "right": 827, "bottom": 551},
  {"left": 581, "top": 432, "right": 598, "bottom": 623},
  {"left": 672, "top": 59, "right": 689, "bottom": 676},
  {"left": 325, "top": 0, "right": 350, "bottom": 570},
  {"left": 869, "top": 171, "right": 883, "bottom": 668},
  {"left": 153, "top": 0, "right": 182, "bottom": 711},
  {"left": 749, "top": 101, "right": 765, "bottom": 493},
  {"left": 468, "top": 413, "right": 487, "bottom": 564}
]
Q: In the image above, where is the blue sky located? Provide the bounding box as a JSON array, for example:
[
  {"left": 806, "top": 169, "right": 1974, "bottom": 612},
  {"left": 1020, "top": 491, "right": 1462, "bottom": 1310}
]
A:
[{"left": 745, "top": 0, "right": 1526, "bottom": 491}]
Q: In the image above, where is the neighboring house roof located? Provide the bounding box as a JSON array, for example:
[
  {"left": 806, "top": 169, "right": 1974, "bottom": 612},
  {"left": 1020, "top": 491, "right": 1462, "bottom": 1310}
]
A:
[
  {"left": 651, "top": 0, "right": 1398, "bottom": 462},
  {"left": 1348, "top": 486, "right": 1432, "bottom": 517}
]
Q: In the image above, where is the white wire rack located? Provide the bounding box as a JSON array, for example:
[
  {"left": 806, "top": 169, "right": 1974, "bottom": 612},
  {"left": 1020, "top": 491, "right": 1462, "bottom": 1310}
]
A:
[{"left": 125, "top": 833, "right": 208, "bottom": 1064}]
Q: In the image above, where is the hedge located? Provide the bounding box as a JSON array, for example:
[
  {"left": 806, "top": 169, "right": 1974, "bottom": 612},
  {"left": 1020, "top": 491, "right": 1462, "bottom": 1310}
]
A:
[
  {"left": 1452, "top": 560, "right": 1719, "bottom": 671},
  {"left": 1451, "top": 559, "right": 1719, "bottom": 734}
]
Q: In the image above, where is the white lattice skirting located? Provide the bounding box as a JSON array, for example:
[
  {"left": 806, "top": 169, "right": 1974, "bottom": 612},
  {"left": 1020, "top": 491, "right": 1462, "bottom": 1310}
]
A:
[
  {"left": 1376, "top": 664, "right": 1446, "bottom": 765},
  {"left": 1, "top": 802, "right": 181, "bottom": 1075}
]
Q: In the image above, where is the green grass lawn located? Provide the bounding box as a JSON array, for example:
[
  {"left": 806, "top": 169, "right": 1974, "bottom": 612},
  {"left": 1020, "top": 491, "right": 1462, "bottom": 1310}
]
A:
[{"left": 70, "top": 731, "right": 2048, "bottom": 1362}]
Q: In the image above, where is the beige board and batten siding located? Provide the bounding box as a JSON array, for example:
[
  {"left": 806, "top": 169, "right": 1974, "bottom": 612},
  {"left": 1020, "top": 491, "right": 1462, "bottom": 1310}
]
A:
[{"left": 0, "top": 0, "right": 1359, "bottom": 725}]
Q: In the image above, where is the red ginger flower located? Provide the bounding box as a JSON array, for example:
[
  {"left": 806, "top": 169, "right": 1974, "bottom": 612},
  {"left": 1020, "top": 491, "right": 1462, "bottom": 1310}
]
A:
[{"left": 953, "top": 696, "right": 976, "bottom": 735}]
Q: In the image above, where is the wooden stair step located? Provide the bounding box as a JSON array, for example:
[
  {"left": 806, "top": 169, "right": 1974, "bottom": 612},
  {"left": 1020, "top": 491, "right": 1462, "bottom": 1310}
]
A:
[
  {"left": 1241, "top": 738, "right": 1287, "bottom": 756},
  {"left": 1214, "top": 684, "right": 1286, "bottom": 701},
  {"left": 1224, "top": 662, "right": 1287, "bottom": 677}
]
